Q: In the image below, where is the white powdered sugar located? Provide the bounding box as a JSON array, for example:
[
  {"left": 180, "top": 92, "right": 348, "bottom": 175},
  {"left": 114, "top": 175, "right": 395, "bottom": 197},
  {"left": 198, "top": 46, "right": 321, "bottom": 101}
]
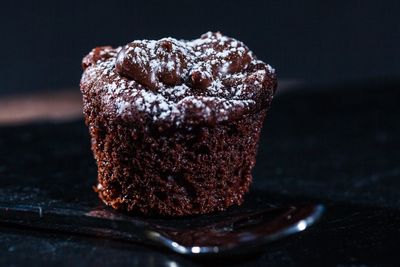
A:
[{"left": 81, "top": 32, "right": 276, "bottom": 125}]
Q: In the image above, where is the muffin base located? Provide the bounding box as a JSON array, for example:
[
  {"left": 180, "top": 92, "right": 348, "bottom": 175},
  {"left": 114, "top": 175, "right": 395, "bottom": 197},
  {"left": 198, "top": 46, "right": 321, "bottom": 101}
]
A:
[{"left": 88, "top": 110, "right": 266, "bottom": 216}]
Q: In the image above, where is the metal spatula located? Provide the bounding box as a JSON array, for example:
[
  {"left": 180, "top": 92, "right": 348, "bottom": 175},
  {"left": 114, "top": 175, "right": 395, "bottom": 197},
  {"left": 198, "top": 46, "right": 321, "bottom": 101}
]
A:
[{"left": 0, "top": 202, "right": 323, "bottom": 256}]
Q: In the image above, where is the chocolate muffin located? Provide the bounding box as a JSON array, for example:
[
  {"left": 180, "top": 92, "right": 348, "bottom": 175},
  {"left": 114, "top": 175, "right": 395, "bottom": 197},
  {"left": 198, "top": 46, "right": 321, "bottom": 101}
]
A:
[{"left": 80, "top": 32, "right": 277, "bottom": 216}]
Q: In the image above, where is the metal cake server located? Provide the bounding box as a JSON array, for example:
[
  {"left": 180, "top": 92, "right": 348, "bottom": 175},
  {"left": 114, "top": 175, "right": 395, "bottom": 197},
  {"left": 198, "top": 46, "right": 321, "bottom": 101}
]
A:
[{"left": 0, "top": 202, "right": 323, "bottom": 256}]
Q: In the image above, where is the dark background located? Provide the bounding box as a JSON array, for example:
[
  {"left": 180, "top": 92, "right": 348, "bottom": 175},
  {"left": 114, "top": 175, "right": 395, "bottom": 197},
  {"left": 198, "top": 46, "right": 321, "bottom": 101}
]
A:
[{"left": 1, "top": 0, "right": 399, "bottom": 95}]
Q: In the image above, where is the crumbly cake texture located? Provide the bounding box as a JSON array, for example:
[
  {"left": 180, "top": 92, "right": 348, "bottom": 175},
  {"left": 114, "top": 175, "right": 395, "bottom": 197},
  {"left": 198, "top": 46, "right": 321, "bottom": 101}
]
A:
[{"left": 80, "top": 32, "right": 277, "bottom": 216}]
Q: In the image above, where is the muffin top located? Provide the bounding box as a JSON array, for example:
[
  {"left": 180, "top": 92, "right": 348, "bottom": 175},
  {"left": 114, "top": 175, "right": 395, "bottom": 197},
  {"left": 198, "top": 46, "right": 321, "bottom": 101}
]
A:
[{"left": 80, "top": 32, "right": 277, "bottom": 127}]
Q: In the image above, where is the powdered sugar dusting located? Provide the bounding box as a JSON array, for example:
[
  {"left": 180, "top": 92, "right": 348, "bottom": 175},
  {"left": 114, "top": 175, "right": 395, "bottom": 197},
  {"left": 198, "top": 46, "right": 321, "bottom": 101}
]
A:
[{"left": 81, "top": 32, "right": 276, "bottom": 126}]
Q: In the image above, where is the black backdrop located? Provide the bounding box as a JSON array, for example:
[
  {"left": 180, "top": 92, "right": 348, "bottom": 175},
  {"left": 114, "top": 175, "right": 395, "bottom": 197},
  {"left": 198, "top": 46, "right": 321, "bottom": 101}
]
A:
[{"left": 1, "top": 0, "right": 399, "bottom": 95}]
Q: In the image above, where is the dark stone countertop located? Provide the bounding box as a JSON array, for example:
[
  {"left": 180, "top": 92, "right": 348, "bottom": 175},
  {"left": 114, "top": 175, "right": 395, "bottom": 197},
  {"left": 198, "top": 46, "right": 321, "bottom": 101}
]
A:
[{"left": 0, "top": 82, "right": 399, "bottom": 266}]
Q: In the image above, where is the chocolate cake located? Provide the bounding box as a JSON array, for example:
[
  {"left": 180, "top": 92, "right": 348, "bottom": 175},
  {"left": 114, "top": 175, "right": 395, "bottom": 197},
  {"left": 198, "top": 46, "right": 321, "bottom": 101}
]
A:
[{"left": 80, "top": 32, "right": 277, "bottom": 216}]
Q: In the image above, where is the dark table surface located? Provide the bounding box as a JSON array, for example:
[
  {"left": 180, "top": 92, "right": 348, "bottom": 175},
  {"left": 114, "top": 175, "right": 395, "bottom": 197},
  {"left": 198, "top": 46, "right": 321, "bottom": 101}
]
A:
[{"left": 0, "top": 82, "right": 399, "bottom": 266}]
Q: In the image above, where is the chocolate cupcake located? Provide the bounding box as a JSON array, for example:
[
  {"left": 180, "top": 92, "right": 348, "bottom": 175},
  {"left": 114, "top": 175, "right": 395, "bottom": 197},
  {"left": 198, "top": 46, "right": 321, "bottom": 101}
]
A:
[{"left": 80, "top": 32, "right": 277, "bottom": 216}]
